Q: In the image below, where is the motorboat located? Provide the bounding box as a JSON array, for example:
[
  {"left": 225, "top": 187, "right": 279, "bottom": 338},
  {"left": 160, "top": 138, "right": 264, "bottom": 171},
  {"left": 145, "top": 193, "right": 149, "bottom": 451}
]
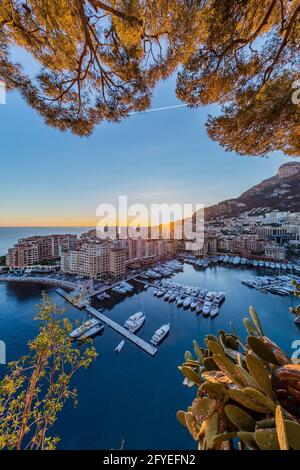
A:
[
  {"left": 196, "top": 300, "right": 204, "bottom": 314},
  {"left": 164, "top": 291, "right": 172, "bottom": 301},
  {"left": 205, "top": 291, "right": 214, "bottom": 302},
  {"left": 79, "top": 323, "right": 104, "bottom": 340},
  {"left": 115, "top": 340, "right": 125, "bottom": 353},
  {"left": 210, "top": 305, "right": 219, "bottom": 318},
  {"left": 199, "top": 289, "right": 208, "bottom": 299},
  {"left": 151, "top": 324, "right": 170, "bottom": 346},
  {"left": 202, "top": 301, "right": 212, "bottom": 317},
  {"left": 190, "top": 298, "right": 198, "bottom": 310},
  {"left": 112, "top": 286, "right": 127, "bottom": 295},
  {"left": 70, "top": 318, "right": 101, "bottom": 339},
  {"left": 183, "top": 297, "right": 192, "bottom": 308},
  {"left": 177, "top": 296, "right": 185, "bottom": 307},
  {"left": 156, "top": 290, "right": 165, "bottom": 298},
  {"left": 125, "top": 312, "right": 146, "bottom": 333}
]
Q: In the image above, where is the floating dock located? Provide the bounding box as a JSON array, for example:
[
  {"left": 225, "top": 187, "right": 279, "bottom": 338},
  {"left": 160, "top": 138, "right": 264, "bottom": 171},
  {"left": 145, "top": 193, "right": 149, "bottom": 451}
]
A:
[{"left": 85, "top": 305, "right": 157, "bottom": 357}]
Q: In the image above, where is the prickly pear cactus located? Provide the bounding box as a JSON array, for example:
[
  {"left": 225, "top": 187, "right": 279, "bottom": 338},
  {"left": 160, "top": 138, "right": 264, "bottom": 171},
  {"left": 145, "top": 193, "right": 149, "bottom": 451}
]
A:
[
  {"left": 290, "top": 280, "right": 300, "bottom": 318},
  {"left": 177, "top": 308, "right": 300, "bottom": 450}
]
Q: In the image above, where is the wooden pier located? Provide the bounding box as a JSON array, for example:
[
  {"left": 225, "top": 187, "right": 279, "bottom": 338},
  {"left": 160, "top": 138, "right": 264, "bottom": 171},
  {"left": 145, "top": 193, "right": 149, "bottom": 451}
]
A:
[{"left": 85, "top": 305, "right": 157, "bottom": 357}]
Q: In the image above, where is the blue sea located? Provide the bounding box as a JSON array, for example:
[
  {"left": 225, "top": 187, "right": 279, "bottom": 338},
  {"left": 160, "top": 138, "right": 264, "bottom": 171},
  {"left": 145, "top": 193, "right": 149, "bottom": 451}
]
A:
[{"left": 0, "top": 263, "right": 298, "bottom": 449}]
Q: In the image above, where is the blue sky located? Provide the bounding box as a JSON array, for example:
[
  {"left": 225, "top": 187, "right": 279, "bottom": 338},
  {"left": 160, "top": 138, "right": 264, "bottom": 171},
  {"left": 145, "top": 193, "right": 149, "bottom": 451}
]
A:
[{"left": 0, "top": 60, "right": 294, "bottom": 226}]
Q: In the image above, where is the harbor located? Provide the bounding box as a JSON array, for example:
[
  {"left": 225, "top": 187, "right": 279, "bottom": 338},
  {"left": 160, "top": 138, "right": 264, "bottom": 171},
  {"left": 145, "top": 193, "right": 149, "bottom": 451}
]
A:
[
  {"left": 241, "top": 274, "right": 299, "bottom": 296},
  {"left": 0, "top": 261, "right": 298, "bottom": 450},
  {"left": 182, "top": 254, "right": 300, "bottom": 274}
]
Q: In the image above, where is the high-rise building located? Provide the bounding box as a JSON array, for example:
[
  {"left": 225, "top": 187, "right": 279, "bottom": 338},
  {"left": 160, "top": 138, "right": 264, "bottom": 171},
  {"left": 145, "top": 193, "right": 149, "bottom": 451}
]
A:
[
  {"left": 6, "top": 234, "right": 77, "bottom": 268},
  {"left": 109, "top": 246, "right": 126, "bottom": 279},
  {"left": 61, "top": 241, "right": 109, "bottom": 278}
]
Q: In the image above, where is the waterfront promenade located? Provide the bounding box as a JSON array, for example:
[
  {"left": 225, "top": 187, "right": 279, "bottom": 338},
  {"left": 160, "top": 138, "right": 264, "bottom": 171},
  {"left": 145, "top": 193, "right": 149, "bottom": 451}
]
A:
[{"left": 0, "top": 274, "right": 78, "bottom": 290}]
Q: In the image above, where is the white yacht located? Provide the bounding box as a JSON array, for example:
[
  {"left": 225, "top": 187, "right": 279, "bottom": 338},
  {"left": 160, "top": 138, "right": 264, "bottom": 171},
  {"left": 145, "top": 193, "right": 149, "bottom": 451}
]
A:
[
  {"left": 79, "top": 323, "right": 104, "bottom": 340},
  {"left": 196, "top": 300, "right": 204, "bottom": 314},
  {"left": 164, "top": 291, "right": 172, "bottom": 301},
  {"left": 124, "top": 312, "right": 146, "bottom": 333},
  {"left": 190, "top": 298, "right": 198, "bottom": 310},
  {"left": 183, "top": 296, "right": 192, "bottom": 308},
  {"left": 156, "top": 290, "right": 165, "bottom": 298},
  {"left": 177, "top": 296, "right": 185, "bottom": 307},
  {"left": 205, "top": 291, "right": 214, "bottom": 302},
  {"left": 151, "top": 324, "right": 170, "bottom": 346},
  {"left": 112, "top": 285, "right": 127, "bottom": 295},
  {"left": 202, "top": 301, "right": 212, "bottom": 317},
  {"left": 210, "top": 305, "right": 219, "bottom": 318},
  {"left": 70, "top": 318, "right": 101, "bottom": 339}
]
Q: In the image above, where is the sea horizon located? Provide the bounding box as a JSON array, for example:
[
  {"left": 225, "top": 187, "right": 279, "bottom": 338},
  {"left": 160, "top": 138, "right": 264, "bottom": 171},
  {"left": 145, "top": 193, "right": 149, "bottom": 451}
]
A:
[{"left": 0, "top": 226, "right": 93, "bottom": 256}]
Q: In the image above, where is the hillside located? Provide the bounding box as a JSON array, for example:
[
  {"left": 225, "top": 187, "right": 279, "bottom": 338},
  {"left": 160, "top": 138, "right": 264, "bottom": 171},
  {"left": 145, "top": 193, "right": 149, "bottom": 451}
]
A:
[{"left": 205, "top": 162, "right": 300, "bottom": 220}]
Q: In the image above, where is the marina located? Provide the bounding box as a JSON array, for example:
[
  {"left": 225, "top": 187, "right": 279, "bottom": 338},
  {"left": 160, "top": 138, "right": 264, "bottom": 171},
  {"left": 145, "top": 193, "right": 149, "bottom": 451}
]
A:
[
  {"left": 241, "top": 274, "right": 300, "bottom": 296},
  {"left": 182, "top": 254, "right": 300, "bottom": 274},
  {"left": 0, "top": 262, "right": 298, "bottom": 450}
]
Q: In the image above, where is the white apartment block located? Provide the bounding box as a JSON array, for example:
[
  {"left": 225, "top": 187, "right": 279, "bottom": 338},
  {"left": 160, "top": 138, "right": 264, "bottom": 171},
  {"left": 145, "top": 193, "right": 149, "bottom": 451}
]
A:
[{"left": 264, "top": 244, "right": 287, "bottom": 261}]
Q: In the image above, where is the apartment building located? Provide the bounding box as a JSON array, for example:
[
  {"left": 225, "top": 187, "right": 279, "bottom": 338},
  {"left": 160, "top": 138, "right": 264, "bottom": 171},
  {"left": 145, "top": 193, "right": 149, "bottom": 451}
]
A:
[
  {"left": 264, "top": 244, "right": 287, "bottom": 261},
  {"left": 109, "top": 247, "right": 126, "bottom": 279},
  {"left": 61, "top": 242, "right": 110, "bottom": 278},
  {"left": 6, "top": 234, "right": 77, "bottom": 268}
]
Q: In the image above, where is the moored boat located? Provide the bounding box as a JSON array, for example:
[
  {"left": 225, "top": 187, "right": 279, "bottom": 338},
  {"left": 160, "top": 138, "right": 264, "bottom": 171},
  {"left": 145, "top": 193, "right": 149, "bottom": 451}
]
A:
[
  {"left": 124, "top": 311, "right": 146, "bottom": 333},
  {"left": 202, "top": 301, "right": 211, "bottom": 317},
  {"left": 183, "top": 296, "right": 192, "bottom": 308},
  {"left": 79, "top": 323, "right": 104, "bottom": 340},
  {"left": 151, "top": 324, "right": 170, "bottom": 346},
  {"left": 210, "top": 305, "right": 219, "bottom": 318},
  {"left": 70, "top": 318, "right": 100, "bottom": 339}
]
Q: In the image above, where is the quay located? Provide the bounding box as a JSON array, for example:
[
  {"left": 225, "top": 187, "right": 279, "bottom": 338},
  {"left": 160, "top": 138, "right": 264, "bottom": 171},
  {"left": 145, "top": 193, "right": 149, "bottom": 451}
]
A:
[
  {"left": 0, "top": 275, "right": 77, "bottom": 290},
  {"left": 55, "top": 288, "right": 87, "bottom": 309},
  {"left": 85, "top": 305, "right": 158, "bottom": 357}
]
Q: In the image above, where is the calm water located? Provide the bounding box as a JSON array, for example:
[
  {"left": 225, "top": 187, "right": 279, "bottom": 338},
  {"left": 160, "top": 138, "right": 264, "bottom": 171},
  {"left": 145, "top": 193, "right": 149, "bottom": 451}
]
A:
[
  {"left": 0, "top": 227, "right": 92, "bottom": 256},
  {"left": 0, "top": 264, "right": 298, "bottom": 449}
]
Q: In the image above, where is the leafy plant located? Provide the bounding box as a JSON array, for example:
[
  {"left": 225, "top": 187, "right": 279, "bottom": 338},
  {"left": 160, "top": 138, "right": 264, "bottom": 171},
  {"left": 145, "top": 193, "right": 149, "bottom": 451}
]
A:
[
  {"left": 290, "top": 280, "right": 300, "bottom": 317},
  {"left": 177, "top": 307, "right": 300, "bottom": 450},
  {"left": 0, "top": 293, "right": 97, "bottom": 450}
]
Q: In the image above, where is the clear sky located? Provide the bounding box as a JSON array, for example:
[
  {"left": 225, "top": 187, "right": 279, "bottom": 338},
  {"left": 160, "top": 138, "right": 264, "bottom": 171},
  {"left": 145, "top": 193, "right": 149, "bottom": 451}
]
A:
[{"left": 0, "top": 57, "right": 294, "bottom": 227}]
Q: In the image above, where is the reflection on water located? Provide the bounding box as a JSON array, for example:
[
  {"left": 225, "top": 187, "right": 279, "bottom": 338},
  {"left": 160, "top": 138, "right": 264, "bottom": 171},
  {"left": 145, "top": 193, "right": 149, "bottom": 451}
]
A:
[{"left": 0, "top": 264, "right": 298, "bottom": 450}]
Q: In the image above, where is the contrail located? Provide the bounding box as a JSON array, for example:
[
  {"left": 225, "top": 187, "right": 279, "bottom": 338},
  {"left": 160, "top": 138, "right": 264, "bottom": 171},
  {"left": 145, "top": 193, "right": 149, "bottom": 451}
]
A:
[{"left": 129, "top": 104, "right": 188, "bottom": 115}]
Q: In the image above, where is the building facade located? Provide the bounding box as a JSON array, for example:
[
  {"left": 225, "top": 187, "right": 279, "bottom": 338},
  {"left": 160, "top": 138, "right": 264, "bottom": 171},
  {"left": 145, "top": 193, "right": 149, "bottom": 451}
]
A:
[{"left": 6, "top": 234, "right": 77, "bottom": 268}]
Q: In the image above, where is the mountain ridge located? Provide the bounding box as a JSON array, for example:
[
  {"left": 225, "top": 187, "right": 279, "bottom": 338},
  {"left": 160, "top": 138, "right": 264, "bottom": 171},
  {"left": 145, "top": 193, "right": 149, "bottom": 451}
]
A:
[{"left": 205, "top": 162, "right": 300, "bottom": 220}]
